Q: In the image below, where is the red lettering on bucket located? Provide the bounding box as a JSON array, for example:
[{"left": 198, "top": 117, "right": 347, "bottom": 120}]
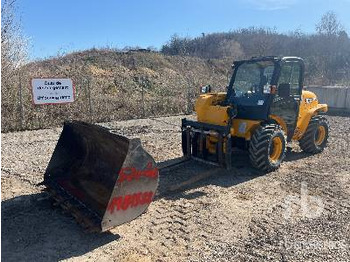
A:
[
  {"left": 107, "top": 191, "right": 154, "bottom": 214},
  {"left": 117, "top": 162, "right": 158, "bottom": 183},
  {"left": 122, "top": 195, "right": 133, "bottom": 210}
]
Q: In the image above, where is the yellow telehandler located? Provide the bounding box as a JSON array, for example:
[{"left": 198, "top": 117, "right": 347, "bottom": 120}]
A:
[{"left": 182, "top": 56, "right": 329, "bottom": 171}]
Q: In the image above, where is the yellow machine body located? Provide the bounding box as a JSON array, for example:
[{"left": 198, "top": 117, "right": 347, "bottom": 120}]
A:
[
  {"left": 194, "top": 90, "right": 327, "bottom": 146},
  {"left": 293, "top": 90, "right": 328, "bottom": 140},
  {"left": 183, "top": 56, "right": 329, "bottom": 171}
]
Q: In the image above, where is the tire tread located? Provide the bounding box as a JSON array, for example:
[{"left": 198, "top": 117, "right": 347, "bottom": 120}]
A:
[{"left": 249, "top": 123, "right": 286, "bottom": 172}]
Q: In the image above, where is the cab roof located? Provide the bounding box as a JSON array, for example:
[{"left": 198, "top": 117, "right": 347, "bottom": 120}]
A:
[{"left": 233, "top": 56, "right": 304, "bottom": 66}]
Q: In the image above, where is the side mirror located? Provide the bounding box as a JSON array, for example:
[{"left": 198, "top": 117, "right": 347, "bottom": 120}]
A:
[
  {"left": 200, "top": 85, "right": 212, "bottom": 94},
  {"left": 278, "top": 83, "right": 291, "bottom": 97}
]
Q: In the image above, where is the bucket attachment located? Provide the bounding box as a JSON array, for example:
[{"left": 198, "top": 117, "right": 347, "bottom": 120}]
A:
[{"left": 43, "top": 121, "right": 159, "bottom": 232}]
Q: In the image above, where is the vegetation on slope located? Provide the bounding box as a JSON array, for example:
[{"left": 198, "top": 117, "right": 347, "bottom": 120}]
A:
[
  {"left": 161, "top": 12, "right": 350, "bottom": 86},
  {"left": 2, "top": 49, "right": 229, "bottom": 131}
]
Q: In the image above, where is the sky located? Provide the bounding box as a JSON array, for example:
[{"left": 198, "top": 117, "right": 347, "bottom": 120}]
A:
[{"left": 14, "top": 0, "right": 350, "bottom": 60}]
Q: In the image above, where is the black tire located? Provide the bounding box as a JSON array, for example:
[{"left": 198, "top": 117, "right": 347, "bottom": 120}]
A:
[
  {"left": 249, "top": 124, "right": 286, "bottom": 172},
  {"left": 299, "top": 116, "right": 329, "bottom": 153}
]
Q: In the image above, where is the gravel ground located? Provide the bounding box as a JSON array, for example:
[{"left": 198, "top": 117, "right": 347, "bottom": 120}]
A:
[{"left": 1, "top": 115, "right": 350, "bottom": 262}]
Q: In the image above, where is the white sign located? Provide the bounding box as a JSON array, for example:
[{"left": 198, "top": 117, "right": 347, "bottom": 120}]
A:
[{"left": 31, "top": 78, "right": 75, "bottom": 105}]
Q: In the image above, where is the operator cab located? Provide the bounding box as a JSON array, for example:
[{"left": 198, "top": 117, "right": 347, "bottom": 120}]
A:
[{"left": 226, "top": 56, "right": 305, "bottom": 139}]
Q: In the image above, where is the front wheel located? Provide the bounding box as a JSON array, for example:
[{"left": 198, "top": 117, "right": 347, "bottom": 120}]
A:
[
  {"left": 249, "top": 124, "right": 287, "bottom": 172},
  {"left": 299, "top": 116, "right": 329, "bottom": 153}
]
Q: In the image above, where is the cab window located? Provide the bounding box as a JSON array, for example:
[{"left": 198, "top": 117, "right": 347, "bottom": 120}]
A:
[{"left": 278, "top": 62, "right": 301, "bottom": 95}]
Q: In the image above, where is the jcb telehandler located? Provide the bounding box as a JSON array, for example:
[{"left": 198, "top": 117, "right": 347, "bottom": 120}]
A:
[{"left": 182, "top": 56, "right": 329, "bottom": 171}]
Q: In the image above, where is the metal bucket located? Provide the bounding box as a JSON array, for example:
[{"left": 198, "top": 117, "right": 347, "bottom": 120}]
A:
[{"left": 43, "top": 121, "right": 158, "bottom": 232}]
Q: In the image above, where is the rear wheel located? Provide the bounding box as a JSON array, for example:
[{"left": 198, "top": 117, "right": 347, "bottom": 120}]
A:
[
  {"left": 249, "top": 124, "right": 286, "bottom": 172},
  {"left": 299, "top": 116, "right": 329, "bottom": 153}
]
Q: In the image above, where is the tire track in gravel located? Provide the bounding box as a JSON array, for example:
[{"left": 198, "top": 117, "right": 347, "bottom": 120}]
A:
[
  {"left": 148, "top": 199, "right": 193, "bottom": 249},
  {"left": 194, "top": 161, "right": 350, "bottom": 262},
  {"left": 112, "top": 196, "right": 200, "bottom": 261}
]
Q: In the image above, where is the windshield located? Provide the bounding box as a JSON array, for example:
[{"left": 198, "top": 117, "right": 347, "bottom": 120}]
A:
[{"left": 231, "top": 61, "right": 275, "bottom": 97}]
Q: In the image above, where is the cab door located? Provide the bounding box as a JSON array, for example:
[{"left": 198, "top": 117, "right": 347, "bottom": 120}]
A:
[{"left": 270, "top": 60, "right": 303, "bottom": 140}]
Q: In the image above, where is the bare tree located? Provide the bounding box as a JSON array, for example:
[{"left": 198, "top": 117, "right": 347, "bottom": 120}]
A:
[
  {"left": 217, "top": 39, "right": 244, "bottom": 59},
  {"left": 1, "top": 0, "right": 28, "bottom": 78},
  {"left": 314, "top": 11, "right": 348, "bottom": 84},
  {"left": 316, "top": 11, "right": 343, "bottom": 37},
  {"left": 1, "top": 0, "right": 29, "bottom": 131}
]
